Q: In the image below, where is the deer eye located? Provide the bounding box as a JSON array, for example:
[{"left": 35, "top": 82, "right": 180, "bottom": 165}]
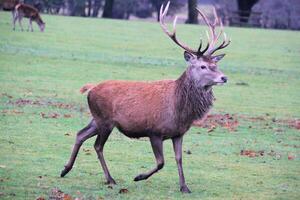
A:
[{"left": 200, "top": 65, "right": 207, "bottom": 69}]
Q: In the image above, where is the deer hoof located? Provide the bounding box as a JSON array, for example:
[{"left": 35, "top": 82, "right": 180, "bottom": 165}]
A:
[
  {"left": 134, "top": 174, "right": 147, "bottom": 181},
  {"left": 105, "top": 179, "right": 116, "bottom": 185},
  {"left": 180, "top": 185, "right": 191, "bottom": 193},
  {"left": 60, "top": 166, "right": 71, "bottom": 177}
]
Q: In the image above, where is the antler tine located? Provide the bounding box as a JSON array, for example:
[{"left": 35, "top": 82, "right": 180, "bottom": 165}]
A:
[
  {"left": 196, "top": 6, "right": 230, "bottom": 55},
  {"left": 159, "top": 1, "right": 198, "bottom": 54}
]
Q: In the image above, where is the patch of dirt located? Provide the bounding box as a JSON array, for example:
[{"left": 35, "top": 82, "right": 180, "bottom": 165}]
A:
[
  {"left": 193, "top": 114, "right": 239, "bottom": 132},
  {"left": 240, "top": 150, "right": 264, "bottom": 157},
  {"left": 1, "top": 109, "right": 24, "bottom": 115},
  {"left": 1, "top": 93, "right": 13, "bottom": 99},
  {"left": 49, "top": 188, "right": 73, "bottom": 200},
  {"left": 8, "top": 98, "right": 76, "bottom": 110},
  {"left": 240, "top": 149, "right": 288, "bottom": 160},
  {"left": 40, "top": 112, "right": 74, "bottom": 119},
  {"left": 193, "top": 114, "right": 299, "bottom": 132}
]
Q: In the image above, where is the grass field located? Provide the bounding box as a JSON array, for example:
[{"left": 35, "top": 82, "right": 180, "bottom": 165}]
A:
[{"left": 0, "top": 11, "right": 299, "bottom": 199}]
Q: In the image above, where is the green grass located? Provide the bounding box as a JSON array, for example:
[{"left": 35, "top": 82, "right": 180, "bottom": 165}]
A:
[{"left": 0, "top": 11, "right": 299, "bottom": 199}]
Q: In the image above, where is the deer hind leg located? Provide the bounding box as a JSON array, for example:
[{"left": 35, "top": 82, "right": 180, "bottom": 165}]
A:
[
  {"left": 93, "top": 123, "right": 116, "bottom": 184},
  {"left": 60, "top": 119, "right": 98, "bottom": 177},
  {"left": 134, "top": 135, "right": 164, "bottom": 181}
]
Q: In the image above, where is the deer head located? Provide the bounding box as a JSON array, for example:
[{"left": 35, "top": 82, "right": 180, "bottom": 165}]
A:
[{"left": 160, "top": 1, "right": 230, "bottom": 89}]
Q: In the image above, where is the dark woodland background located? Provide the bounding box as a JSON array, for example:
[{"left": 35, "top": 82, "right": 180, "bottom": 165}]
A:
[{"left": 1, "top": 0, "right": 300, "bottom": 30}]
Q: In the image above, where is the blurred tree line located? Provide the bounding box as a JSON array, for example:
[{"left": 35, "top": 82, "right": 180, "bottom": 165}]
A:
[
  {"left": 15, "top": 0, "right": 184, "bottom": 20},
  {"left": 1, "top": 0, "right": 299, "bottom": 29}
]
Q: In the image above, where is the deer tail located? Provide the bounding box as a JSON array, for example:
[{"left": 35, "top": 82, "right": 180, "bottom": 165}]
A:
[{"left": 80, "top": 83, "right": 96, "bottom": 94}]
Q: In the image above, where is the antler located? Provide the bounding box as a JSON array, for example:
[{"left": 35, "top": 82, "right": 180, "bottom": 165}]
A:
[
  {"left": 159, "top": 1, "right": 208, "bottom": 56},
  {"left": 159, "top": 1, "right": 230, "bottom": 57},
  {"left": 196, "top": 7, "right": 231, "bottom": 55}
]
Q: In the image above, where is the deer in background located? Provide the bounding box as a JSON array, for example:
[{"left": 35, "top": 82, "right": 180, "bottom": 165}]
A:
[
  {"left": 13, "top": 3, "right": 45, "bottom": 32},
  {"left": 61, "top": 1, "right": 230, "bottom": 193}
]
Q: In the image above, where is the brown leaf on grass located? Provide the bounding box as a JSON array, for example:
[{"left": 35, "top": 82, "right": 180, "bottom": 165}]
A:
[
  {"left": 49, "top": 188, "right": 64, "bottom": 199},
  {"left": 207, "top": 125, "right": 216, "bottom": 133},
  {"left": 40, "top": 112, "right": 60, "bottom": 119},
  {"left": 119, "top": 188, "right": 129, "bottom": 194},
  {"left": 293, "top": 120, "right": 300, "bottom": 130},
  {"left": 288, "top": 155, "right": 295, "bottom": 160},
  {"left": 1, "top": 109, "right": 24, "bottom": 115},
  {"left": 63, "top": 114, "right": 72, "bottom": 118},
  {"left": 193, "top": 114, "right": 239, "bottom": 132},
  {"left": 64, "top": 133, "right": 71, "bottom": 136},
  {"left": 184, "top": 150, "right": 192, "bottom": 155},
  {"left": 240, "top": 150, "right": 264, "bottom": 157},
  {"left": 235, "top": 82, "right": 249, "bottom": 86},
  {"left": 63, "top": 194, "right": 73, "bottom": 200},
  {"left": 83, "top": 148, "right": 91, "bottom": 155},
  {"left": 36, "top": 197, "right": 46, "bottom": 200}
]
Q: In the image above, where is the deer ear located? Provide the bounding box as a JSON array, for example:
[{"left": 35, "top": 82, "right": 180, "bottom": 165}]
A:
[
  {"left": 211, "top": 54, "right": 225, "bottom": 63},
  {"left": 184, "top": 51, "right": 195, "bottom": 62}
]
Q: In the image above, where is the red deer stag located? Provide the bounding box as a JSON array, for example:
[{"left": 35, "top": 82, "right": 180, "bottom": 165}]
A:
[
  {"left": 61, "top": 1, "right": 230, "bottom": 193},
  {"left": 13, "top": 3, "right": 45, "bottom": 32}
]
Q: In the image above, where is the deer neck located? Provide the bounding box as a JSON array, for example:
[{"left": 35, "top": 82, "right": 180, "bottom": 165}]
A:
[{"left": 175, "top": 71, "right": 214, "bottom": 126}]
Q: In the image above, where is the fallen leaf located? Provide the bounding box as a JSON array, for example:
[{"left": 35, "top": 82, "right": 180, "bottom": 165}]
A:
[
  {"left": 288, "top": 155, "right": 295, "bottom": 160},
  {"left": 235, "top": 82, "right": 249, "bottom": 86},
  {"left": 36, "top": 197, "right": 45, "bottom": 200},
  {"left": 64, "top": 114, "right": 72, "bottom": 118},
  {"left": 119, "top": 188, "right": 129, "bottom": 194},
  {"left": 63, "top": 194, "right": 73, "bottom": 200},
  {"left": 207, "top": 125, "right": 216, "bottom": 133},
  {"left": 184, "top": 150, "right": 192, "bottom": 155}
]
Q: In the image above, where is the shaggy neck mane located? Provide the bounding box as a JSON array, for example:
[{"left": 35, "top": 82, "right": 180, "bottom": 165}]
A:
[{"left": 175, "top": 71, "right": 214, "bottom": 126}]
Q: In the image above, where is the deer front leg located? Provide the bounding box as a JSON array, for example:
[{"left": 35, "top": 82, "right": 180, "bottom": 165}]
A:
[
  {"left": 172, "top": 136, "right": 191, "bottom": 193},
  {"left": 134, "top": 135, "right": 164, "bottom": 181}
]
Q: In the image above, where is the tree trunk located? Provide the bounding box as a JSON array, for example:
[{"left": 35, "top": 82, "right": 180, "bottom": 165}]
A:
[
  {"left": 186, "top": 0, "right": 198, "bottom": 24},
  {"left": 87, "top": 0, "right": 92, "bottom": 16},
  {"left": 65, "top": 0, "right": 75, "bottom": 15},
  {"left": 156, "top": 5, "right": 160, "bottom": 22},
  {"left": 237, "top": 0, "right": 258, "bottom": 23},
  {"left": 102, "top": 0, "right": 114, "bottom": 18},
  {"left": 92, "top": 0, "right": 101, "bottom": 17}
]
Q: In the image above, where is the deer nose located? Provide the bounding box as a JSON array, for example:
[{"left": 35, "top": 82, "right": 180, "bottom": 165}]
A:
[{"left": 221, "top": 76, "right": 228, "bottom": 83}]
